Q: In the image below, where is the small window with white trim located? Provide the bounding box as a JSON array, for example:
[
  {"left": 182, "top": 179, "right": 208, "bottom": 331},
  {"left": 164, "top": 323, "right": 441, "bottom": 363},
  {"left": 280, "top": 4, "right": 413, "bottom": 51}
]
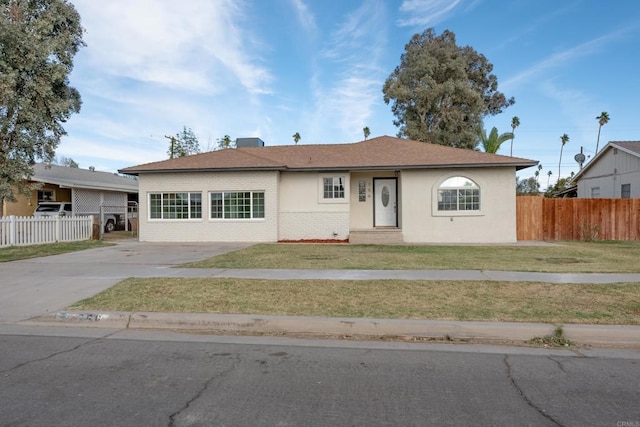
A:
[{"left": 323, "top": 176, "right": 345, "bottom": 199}]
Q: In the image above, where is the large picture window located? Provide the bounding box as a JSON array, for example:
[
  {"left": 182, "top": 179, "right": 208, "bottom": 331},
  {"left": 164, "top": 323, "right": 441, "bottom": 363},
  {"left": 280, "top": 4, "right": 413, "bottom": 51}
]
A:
[
  {"left": 149, "top": 192, "right": 202, "bottom": 219},
  {"left": 437, "top": 177, "right": 480, "bottom": 211},
  {"left": 210, "top": 191, "right": 265, "bottom": 219},
  {"left": 323, "top": 176, "right": 345, "bottom": 199}
]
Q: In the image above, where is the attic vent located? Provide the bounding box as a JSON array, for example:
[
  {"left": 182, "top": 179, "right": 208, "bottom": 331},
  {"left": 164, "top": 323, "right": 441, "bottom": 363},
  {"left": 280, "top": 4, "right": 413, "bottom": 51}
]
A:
[
  {"left": 236, "top": 137, "right": 265, "bottom": 148},
  {"left": 613, "top": 148, "right": 618, "bottom": 154}
]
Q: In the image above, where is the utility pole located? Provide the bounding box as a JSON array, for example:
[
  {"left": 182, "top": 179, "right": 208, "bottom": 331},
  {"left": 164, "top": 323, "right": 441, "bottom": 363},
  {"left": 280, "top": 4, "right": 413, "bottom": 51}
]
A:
[{"left": 164, "top": 135, "right": 176, "bottom": 159}]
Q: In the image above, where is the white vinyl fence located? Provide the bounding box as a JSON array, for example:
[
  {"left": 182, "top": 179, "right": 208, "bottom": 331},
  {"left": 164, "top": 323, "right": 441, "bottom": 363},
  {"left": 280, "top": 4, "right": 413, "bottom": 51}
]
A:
[{"left": 0, "top": 215, "right": 94, "bottom": 247}]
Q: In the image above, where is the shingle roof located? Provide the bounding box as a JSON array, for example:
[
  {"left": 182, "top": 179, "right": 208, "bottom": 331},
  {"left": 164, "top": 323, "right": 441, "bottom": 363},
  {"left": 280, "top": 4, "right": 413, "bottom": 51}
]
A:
[
  {"left": 32, "top": 163, "right": 138, "bottom": 193},
  {"left": 119, "top": 135, "right": 538, "bottom": 174},
  {"left": 611, "top": 141, "right": 640, "bottom": 155}
]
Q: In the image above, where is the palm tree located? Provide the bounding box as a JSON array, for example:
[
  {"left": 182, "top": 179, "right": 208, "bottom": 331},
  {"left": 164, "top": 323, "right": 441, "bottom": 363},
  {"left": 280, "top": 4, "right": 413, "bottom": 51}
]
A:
[
  {"left": 292, "top": 132, "right": 301, "bottom": 145},
  {"left": 547, "top": 170, "right": 552, "bottom": 189},
  {"left": 558, "top": 133, "right": 569, "bottom": 183},
  {"left": 478, "top": 127, "right": 514, "bottom": 154},
  {"left": 594, "top": 112, "right": 609, "bottom": 154},
  {"left": 363, "top": 126, "right": 371, "bottom": 140},
  {"left": 510, "top": 116, "right": 520, "bottom": 157}
]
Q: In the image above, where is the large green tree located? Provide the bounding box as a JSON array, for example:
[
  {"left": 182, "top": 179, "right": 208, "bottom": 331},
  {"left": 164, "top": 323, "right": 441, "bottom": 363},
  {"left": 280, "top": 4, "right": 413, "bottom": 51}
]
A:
[
  {"left": 515, "top": 176, "right": 540, "bottom": 196},
  {"left": 382, "top": 28, "right": 514, "bottom": 149},
  {"left": 0, "top": 0, "right": 84, "bottom": 202},
  {"left": 168, "top": 126, "right": 200, "bottom": 158},
  {"left": 477, "top": 126, "right": 513, "bottom": 154}
]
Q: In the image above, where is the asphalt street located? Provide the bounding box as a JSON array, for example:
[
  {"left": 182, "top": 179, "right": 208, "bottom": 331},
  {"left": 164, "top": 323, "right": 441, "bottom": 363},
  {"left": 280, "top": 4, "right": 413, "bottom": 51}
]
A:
[{"left": 1, "top": 326, "right": 639, "bottom": 427}]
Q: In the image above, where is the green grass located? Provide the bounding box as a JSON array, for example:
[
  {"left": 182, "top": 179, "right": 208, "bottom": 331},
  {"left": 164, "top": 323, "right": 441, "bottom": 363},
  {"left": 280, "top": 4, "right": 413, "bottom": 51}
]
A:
[
  {"left": 183, "top": 241, "right": 640, "bottom": 273},
  {"left": 69, "top": 277, "right": 640, "bottom": 325},
  {"left": 0, "top": 240, "right": 112, "bottom": 262}
]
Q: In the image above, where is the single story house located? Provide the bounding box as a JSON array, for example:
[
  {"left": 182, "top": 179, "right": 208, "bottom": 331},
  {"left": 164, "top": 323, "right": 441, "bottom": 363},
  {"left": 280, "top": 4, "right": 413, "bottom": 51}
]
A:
[
  {"left": 574, "top": 141, "right": 640, "bottom": 198},
  {"left": 119, "top": 136, "right": 537, "bottom": 244},
  {"left": 2, "top": 163, "right": 139, "bottom": 218}
]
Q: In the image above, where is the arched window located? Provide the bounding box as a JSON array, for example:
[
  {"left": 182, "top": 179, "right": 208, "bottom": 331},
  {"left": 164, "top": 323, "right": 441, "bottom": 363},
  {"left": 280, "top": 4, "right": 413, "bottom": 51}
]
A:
[{"left": 437, "top": 176, "right": 480, "bottom": 211}]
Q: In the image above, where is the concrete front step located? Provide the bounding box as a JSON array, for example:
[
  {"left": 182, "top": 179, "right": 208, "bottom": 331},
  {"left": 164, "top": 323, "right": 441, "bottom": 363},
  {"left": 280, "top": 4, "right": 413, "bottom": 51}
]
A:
[{"left": 349, "top": 228, "right": 404, "bottom": 244}]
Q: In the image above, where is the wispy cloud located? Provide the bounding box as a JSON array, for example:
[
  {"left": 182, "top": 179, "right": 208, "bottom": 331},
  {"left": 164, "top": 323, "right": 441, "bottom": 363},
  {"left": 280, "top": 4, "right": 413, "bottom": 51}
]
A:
[
  {"left": 540, "top": 80, "right": 601, "bottom": 154},
  {"left": 502, "top": 26, "right": 637, "bottom": 91},
  {"left": 72, "top": 0, "right": 272, "bottom": 95},
  {"left": 290, "top": 0, "right": 316, "bottom": 32},
  {"left": 307, "top": 0, "right": 388, "bottom": 140},
  {"left": 397, "top": 0, "right": 462, "bottom": 27}
]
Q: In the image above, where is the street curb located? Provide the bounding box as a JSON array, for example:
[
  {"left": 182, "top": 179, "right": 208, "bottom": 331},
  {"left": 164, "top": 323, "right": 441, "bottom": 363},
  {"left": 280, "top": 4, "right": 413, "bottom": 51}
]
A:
[
  {"left": 563, "top": 324, "right": 640, "bottom": 346},
  {"left": 23, "top": 311, "right": 640, "bottom": 346},
  {"left": 25, "top": 311, "right": 130, "bottom": 328},
  {"left": 128, "top": 312, "right": 556, "bottom": 342}
]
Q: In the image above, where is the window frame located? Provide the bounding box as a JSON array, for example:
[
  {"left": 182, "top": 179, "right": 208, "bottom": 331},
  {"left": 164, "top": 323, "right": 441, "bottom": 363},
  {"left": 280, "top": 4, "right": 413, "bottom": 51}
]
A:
[
  {"left": 148, "top": 192, "right": 202, "bottom": 220},
  {"left": 318, "top": 174, "right": 349, "bottom": 204},
  {"left": 209, "top": 190, "right": 265, "bottom": 220},
  {"left": 37, "top": 189, "right": 55, "bottom": 202},
  {"left": 432, "top": 175, "right": 483, "bottom": 217},
  {"left": 621, "top": 183, "right": 631, "bottom": 199}
]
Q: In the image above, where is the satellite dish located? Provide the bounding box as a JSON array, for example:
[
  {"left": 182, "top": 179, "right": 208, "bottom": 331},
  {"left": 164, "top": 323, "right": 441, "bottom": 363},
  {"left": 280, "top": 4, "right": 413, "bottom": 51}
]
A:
[{"left": 574, "top": 153, "right": 586, "bottom": 164}]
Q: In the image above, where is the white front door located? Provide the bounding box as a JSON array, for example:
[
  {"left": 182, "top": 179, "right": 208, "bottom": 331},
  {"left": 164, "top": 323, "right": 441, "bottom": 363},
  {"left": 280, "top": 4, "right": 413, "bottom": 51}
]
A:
[{"left": 374, "top": 178, "right": 397, "bottom": 227}]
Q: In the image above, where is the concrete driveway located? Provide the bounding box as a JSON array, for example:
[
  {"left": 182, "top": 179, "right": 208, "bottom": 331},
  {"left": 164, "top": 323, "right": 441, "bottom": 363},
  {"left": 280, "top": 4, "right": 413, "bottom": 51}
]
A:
[{"left": 0, "top": 240, "right": 254, "bottom": 323}]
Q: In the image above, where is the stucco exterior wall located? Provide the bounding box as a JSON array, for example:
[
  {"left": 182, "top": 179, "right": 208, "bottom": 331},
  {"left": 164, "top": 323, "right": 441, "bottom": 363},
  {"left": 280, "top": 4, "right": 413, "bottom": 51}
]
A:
[
  {"left": 2, "top": 184, "right": 71, "bottom": 217},
  {"left": 401, "top": 167, "right": 518, "bottom": 243},
  {"left": 138, "top": 171, "right": 279, "bottom": 242},
  {"left": 278, "top": 172, "right": 350, "bottom": 240},
  {"left": 577, "top": 149, "right": 640, "bottom": 198}
]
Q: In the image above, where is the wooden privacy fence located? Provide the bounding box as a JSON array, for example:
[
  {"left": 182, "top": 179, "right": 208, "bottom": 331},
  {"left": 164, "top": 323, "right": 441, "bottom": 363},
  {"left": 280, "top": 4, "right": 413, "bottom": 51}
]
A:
[
  {"left": 0, "top": 215, "right": 94, "bottom": 247},
  {"left": 517, "top": 197, "right": 640, "bottom": 241}
]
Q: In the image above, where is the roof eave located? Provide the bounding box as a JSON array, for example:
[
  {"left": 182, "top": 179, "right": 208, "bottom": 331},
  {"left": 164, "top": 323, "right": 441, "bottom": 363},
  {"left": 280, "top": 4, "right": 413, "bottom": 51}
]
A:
[
  {"left": 285, "top": 161, "right": 538, "bottom": 172},
  {"left": 123, "top": 162, "right": 537, "bottom": 175},
  {"left": 31, "top": 177, "right": 138, "bottom": 192},
  {"left": 120, "top": 166, "right": 286, "bottom": 175}
]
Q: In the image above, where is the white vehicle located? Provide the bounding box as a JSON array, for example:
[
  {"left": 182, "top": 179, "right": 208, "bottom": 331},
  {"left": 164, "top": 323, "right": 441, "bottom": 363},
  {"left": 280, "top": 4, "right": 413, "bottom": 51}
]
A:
[{"left": 34, "top": 202, "right": 122, "bottom": 232}]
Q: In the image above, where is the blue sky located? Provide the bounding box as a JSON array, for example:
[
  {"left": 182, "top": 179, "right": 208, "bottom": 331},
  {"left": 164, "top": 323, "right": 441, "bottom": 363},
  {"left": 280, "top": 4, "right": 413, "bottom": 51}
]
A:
[{"left": 62, "top": 0, "right": 640, "bottom": 185}]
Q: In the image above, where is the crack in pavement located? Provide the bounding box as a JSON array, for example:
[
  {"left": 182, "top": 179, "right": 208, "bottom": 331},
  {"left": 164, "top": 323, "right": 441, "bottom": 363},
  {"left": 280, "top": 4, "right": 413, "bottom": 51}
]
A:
[
  {"left": 547, "top": 355, "right": 568, "bottom": 374},
  {"left": 503, "top": 355, "right": 563, "bottom": 426},
  {"left": 0, "top": 330, "right": 122, "bottom": 375},
  {"left": 168, "top": 353, "right": 241, "bottom": 427}
]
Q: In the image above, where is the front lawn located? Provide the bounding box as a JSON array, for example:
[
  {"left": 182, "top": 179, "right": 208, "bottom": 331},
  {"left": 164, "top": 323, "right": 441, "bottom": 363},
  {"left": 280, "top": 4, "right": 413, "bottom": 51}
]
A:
[
  {"left": 69, "top": 277, "right": 640, "bottom": 325},
  {"left": 182, "top": 241, "right": 640, "bottom": 273}
]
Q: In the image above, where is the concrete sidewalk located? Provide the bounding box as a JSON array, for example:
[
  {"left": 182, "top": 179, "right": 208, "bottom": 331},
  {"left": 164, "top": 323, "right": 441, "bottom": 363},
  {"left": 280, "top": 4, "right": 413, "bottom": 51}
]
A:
[{"left": 167, "top": 267, "right": 640, "bottom": 284}]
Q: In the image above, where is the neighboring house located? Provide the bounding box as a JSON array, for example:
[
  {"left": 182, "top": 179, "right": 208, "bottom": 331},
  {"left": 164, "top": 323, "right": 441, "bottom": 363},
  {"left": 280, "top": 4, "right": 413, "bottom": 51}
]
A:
[
  {"left": 2, "top": 163, "right": 139, "bottom": 218},
  {"left": 574, "top": 141, "right": 640, "bottom": 198},
  {"left": 119, "top": 136, "right": 537, "bottom": 244}
]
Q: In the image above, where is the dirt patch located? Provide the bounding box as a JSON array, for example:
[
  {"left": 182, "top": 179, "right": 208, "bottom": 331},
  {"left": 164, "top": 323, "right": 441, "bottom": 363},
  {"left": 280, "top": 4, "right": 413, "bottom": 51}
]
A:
[
  {"left": 278, "top": 239, "right": 349, "bottom": 244},
  {"left": 535, "top": 257, "right": 584, "bottom": 264}
]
